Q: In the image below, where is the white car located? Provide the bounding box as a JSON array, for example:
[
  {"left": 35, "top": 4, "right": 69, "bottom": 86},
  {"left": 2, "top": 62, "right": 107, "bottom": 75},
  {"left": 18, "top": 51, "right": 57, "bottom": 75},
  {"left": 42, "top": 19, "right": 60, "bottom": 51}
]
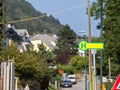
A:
[
  {"left": 102, "top": 77, "right": 108, "bottom": 83},
  {"left": 67, "top": 74, "right": 77, "bottom": 84}
]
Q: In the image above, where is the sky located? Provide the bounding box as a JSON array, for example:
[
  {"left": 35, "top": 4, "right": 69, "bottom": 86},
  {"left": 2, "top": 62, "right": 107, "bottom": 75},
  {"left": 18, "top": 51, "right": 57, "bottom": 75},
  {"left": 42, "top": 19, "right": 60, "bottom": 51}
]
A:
[{"left": 26, "top": 0, "right": 100, "bottom": 37}]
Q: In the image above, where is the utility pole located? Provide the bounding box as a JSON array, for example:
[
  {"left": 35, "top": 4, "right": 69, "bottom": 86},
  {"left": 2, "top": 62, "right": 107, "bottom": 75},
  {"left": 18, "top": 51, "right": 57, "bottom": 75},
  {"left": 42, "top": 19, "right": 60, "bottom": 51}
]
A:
[
  {"left": 100, "top": 0, "right": 103, "bottom": 90},
  {"left": 109, "top": 58, "right": 111, "bottom": 79},
  {"left": 87, "top": 0, "right": 92, "bottom": 90}
]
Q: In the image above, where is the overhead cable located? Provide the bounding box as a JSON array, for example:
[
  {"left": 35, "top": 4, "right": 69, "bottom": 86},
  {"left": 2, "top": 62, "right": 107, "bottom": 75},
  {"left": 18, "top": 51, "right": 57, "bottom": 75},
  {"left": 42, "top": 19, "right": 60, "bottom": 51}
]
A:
[{"left": 1, "top": 2, "right": 86, "bottom": 24}]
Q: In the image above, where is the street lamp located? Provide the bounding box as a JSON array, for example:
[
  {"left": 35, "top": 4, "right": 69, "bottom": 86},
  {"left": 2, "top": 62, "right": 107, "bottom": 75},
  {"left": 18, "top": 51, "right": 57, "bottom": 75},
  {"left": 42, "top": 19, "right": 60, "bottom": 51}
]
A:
[
  {"left": 78, "top": 31, "right": 87, "bottom": 90},
  {"left": 83, "top": 32, "right": 87, "bottom": 90}
]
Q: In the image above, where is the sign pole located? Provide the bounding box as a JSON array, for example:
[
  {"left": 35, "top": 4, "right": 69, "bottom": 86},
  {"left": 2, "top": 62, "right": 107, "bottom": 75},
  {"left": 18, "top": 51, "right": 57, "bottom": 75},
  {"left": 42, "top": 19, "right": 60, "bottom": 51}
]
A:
[
  {"left": 92, "top": 50, "right": 97, "bottom": 90},
  {"left": 79, "top": 41, "right": 104, "bottom": 90}
]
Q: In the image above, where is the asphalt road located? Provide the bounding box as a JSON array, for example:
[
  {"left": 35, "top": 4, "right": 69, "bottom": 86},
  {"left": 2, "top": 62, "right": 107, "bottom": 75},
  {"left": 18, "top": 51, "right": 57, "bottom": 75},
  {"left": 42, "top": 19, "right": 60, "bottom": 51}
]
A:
[
  {"left": 59, "top": 76, "right": 100, "bottom": 90},
  {"left": 60, "top": 81, "right": 85, "bottom": 90}
]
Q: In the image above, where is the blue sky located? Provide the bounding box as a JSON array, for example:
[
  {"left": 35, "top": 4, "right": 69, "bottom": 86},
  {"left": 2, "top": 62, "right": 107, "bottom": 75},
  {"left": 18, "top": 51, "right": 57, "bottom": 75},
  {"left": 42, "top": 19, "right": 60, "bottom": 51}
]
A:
[{"left": 26, "top": 0, "right": 100, "bottom": 37}]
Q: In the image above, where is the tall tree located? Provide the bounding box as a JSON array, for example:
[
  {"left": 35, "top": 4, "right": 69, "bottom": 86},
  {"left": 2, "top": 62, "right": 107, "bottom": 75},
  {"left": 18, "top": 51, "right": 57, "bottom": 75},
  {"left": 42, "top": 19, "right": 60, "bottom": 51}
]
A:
[
  {"left": 5, "top": 42, "right": 50, "bottom": 89},
  {"left": 0, "top": 0, "right": 4, "bottom": 60},
  {"left": 55, "top": 25, "right": 78, "bottom": 64},
  {"left": 103, "top": 0, "right": 120, "bottom": 76},
  {"left": 91, "top": 0, "right": 120, "bottom": 75}
]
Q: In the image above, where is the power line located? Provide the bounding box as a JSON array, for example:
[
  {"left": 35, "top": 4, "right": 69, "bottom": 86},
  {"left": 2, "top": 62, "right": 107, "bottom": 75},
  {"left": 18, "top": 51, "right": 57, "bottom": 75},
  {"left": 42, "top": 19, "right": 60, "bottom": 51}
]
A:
[
  {"left": 0, "top": 2, "right": 86, "bottom": 24},
  {"left": 51, "top": 3, "right": 86, "bottom": 16}
]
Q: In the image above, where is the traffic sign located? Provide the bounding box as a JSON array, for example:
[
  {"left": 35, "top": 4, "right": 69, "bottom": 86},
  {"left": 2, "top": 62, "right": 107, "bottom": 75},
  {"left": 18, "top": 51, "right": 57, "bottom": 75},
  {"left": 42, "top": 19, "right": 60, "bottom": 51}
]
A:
[
  {"left": 84, "top": 69, "right": 87, "bottom": 74},
  {"left": 78, "top": 41, "right": 104, "bottom": 51},
  {"left": 111, "top": 75, "right": 120, "bottom": 90}
]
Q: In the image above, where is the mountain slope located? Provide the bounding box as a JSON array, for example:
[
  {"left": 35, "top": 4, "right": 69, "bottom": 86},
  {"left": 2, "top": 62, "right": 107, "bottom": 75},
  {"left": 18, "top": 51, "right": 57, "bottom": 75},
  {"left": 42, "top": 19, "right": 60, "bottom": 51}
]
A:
[{"left": 6, "top": 0, "right": 63, "bottom": 34}]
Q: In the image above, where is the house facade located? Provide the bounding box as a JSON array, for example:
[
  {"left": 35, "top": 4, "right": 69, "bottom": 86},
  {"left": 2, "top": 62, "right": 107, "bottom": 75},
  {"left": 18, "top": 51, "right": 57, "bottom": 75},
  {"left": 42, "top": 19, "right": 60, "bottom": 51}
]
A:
[
  {"left": 16, "top": 29, "right": 31, "bottom": 53},
  {"left": 5, "top": 25, "right": 31, "bottom": 53},
  {"left": 30, "top": 34, "right": 57, "bottom": 52}
]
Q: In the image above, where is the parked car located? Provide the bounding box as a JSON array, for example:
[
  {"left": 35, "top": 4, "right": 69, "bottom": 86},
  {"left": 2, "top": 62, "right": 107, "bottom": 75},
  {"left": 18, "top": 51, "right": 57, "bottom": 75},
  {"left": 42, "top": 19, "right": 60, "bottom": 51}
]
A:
[
  {"left": 60, "top": 80, "right": 72, "bottom": 88},
  {"left": 102, "top": 77, "right": 108, "bottom": 83},
  {"left": 67, "top": 74, "right": 77, "bottom": 84}
]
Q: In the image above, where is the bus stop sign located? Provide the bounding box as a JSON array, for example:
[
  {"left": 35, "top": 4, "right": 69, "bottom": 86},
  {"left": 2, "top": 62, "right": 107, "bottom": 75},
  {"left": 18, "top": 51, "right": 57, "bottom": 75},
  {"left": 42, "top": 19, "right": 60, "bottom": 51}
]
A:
[{"left": 79, "top": 41, "right": 104, "bottom": 51}]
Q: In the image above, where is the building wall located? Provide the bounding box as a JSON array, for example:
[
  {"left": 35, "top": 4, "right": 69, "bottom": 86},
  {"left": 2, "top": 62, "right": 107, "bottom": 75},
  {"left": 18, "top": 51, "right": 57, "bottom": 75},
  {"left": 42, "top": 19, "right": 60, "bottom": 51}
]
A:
[
  {"left": 31, "top": 40, "right": 51, "bottom": 52},
  {"left": 78, "top": 49, "right": 85, "bottom": 57},
  {"left": 0, "top": 76, "right": 2, "bottom": 90},
  {"left": 31, "top": 40, "right": 42, "bottom": 52}
]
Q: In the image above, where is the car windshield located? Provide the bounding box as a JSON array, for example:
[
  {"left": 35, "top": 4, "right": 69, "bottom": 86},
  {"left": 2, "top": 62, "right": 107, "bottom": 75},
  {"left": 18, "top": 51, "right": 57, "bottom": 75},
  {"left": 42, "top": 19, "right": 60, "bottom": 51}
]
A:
[
  {"left": 68, "top": 77, "right": 75, "bottom": 79},
  {"left": 62, "top": 80, "right": 71, "bottom": 83}
]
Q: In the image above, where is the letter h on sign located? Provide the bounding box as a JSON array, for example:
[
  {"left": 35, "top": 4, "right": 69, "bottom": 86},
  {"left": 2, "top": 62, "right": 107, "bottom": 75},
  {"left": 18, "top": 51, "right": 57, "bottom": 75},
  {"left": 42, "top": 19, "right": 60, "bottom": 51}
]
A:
[{"left": 79, "top": 41, "right": 87, "bottom": 51}]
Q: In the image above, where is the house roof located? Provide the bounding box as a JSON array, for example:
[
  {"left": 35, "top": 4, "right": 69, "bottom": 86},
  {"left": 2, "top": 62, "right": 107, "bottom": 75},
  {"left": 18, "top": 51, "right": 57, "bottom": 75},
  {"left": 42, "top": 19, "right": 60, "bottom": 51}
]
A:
[
  {"left": 30, "top": 34, "right": 57, "bottom": 50},
  {"left": 16, "top": 29, "right": 30, "bottom": 37}
]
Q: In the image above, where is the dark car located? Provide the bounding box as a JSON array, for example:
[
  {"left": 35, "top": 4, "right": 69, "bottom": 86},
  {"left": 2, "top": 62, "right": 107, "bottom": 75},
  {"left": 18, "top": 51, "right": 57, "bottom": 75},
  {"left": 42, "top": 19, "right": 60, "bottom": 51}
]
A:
[{"left": 60, "top": 80, "right": 72, "bottom": 88}]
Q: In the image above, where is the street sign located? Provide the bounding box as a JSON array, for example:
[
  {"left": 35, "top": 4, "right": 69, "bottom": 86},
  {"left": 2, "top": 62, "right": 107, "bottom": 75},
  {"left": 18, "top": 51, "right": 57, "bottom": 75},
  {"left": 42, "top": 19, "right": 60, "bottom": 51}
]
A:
[
  {"left": 111, "top": 75, "right": 120, "bottom": 90},
  {"left": 84, "top": 69, "right": 87, "bottom": 74},
  {"left": 78, "top": 41, "right": 104, "bottom": 51}
]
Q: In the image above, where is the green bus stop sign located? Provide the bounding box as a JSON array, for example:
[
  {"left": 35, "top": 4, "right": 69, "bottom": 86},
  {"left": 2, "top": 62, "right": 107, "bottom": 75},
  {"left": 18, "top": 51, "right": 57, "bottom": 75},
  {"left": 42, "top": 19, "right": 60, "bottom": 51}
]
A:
[{"left": 79, "top": 41, "right": 104, "bottom": 51}]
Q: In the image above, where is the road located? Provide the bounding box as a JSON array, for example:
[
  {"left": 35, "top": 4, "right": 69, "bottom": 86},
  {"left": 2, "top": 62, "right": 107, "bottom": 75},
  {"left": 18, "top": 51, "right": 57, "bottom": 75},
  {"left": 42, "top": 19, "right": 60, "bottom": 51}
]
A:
[
  {"left": 60, "top": 80, "right": 85, "bottom": 90},
  {"left": 59, "top": 76, "right": 100, "bottom": 90}
]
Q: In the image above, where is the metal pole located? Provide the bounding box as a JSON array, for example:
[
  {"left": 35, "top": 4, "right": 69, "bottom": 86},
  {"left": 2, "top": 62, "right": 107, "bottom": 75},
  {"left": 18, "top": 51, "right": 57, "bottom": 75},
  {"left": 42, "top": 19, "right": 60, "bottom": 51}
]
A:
[
  {"left": 100, "top": 0, "right": 103, "bottom": 90},
  {"left": 78, "top": 31, "right": 87, "bottom": 90},
  {"left": 92, "top": 50, "right": 97, "bottom": 90},
  {"left": 84, "top": 34, "right": 87, "bottom": 90}
]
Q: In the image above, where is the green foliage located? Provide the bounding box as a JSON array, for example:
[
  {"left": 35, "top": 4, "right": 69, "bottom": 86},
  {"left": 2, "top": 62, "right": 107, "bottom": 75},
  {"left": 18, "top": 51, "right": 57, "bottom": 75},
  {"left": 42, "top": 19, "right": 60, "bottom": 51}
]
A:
[
  {"left": 0, "top": 1, "right": 4, "bottom": 60},
  {"left": 57, "top": 64, "right": 74, "bottom": 74},
  {"left": 0, "top": 24, "right": 4, "bottom": 59},
  {"left": 5, "top": 43, "right": 48, "bottom": 80},
  {"left": 48, "top": 85, "right": 56, "bottom": 90},
  {"left": 90, "top": 0, "right": 105, "bottom": 20},
  {"left": 6, "top": 0, "right": 63, "bottom": 34},
  {"left": 91, "top": 37, "right": 100, "bottom": 42},
  {"left": 103, "top": 0, "right": 120, "bottom": 76},
  {"left": 70, "top": 55, "right": 88, "bottom": 72},
  {"left": 105, "top": 82, "right": 114, "bottom": 90},
  {"left": 4, "top": 42, "right": 52, "bottom": 89},
  {"left": 55, "top": 25, "right": 78, "bottom": 64},
  {"left": 91, "top": 0, "right": 120, "bottom": 76},
  {"left": 37, "top": 43, "right": 55, "bottom": 62}
]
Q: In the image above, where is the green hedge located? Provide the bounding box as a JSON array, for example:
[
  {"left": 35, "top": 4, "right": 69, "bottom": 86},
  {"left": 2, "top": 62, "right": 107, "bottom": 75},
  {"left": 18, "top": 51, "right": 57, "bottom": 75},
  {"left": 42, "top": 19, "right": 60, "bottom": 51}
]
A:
[{"left": 105, "top": 82, "right": 114, "bottom": 90}]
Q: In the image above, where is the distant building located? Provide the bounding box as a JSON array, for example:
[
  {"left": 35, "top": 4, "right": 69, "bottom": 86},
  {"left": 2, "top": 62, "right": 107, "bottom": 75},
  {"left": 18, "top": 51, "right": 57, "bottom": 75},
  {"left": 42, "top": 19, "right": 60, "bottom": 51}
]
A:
[
  {"left": 16, "top": 29, "right": 30, "bottom": 42},
  {"left": 30, "top": 34, "right": 57, "bottom": 52},
  {"left": 5, "top": 25, "right": 31, "bottom": 53},
  {"left": 16, "top": 29, "right": 31, "bottom": 52},
  {"left": 78, "top": 49, "right": 85, "bottom": 57}
]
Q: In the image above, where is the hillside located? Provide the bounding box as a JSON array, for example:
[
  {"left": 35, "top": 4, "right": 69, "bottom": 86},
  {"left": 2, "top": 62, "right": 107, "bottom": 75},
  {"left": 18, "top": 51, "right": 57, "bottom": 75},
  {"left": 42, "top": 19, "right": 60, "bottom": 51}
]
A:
[{"left": 6, "top": 0, "right": 64, "bottom": 34}]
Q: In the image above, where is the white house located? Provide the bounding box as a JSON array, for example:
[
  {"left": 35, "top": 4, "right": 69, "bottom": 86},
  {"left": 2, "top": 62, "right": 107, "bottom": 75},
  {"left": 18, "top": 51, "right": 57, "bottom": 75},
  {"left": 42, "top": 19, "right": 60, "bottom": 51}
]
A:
[
  {"left": 5, "top": 25, "right": 31, "bottom": 53},
  {"left": 16, "top": 29, "right": 31, "bottom": 53},
  {"left": 30, "top": 34, "right": 57, "bottom": 52}
]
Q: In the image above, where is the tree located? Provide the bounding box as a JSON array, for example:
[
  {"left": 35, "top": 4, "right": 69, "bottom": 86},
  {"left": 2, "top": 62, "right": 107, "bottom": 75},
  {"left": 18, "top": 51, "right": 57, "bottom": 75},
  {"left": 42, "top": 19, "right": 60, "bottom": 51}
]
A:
[
  {"left": 37, "top": 43, "right": 55, "bottom": 63},
  {"left": 4, "top": 42, "right": 51, "bottom": 90},
  {"left": 91, "top": 0, "right": 120, "bottom": 75},
  {"left": 103, "top": 0, "right": 120, "bottom": 76},
  {"left": 70, "top": 55, "right": 88, "bottom": 73},
  {"left": 55, "top": 25, "right": 78, "bottom": 64},
  {"left": 0, "top": 0, "right": 4, "bottom": 60}
]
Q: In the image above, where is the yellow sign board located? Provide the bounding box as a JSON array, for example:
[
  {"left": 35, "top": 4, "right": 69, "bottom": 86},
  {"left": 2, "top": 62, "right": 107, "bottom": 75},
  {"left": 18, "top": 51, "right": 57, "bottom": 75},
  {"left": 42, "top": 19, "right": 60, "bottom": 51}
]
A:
[{"left": 79, "top": 41, "right": 104, "bottom": 51}]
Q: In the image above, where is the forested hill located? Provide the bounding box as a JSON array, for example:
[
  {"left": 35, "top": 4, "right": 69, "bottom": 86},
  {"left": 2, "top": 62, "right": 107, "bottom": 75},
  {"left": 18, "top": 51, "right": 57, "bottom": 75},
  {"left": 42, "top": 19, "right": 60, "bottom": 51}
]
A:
[{"left": 6, "top": 0, "right": 64, "bottom": 34}]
